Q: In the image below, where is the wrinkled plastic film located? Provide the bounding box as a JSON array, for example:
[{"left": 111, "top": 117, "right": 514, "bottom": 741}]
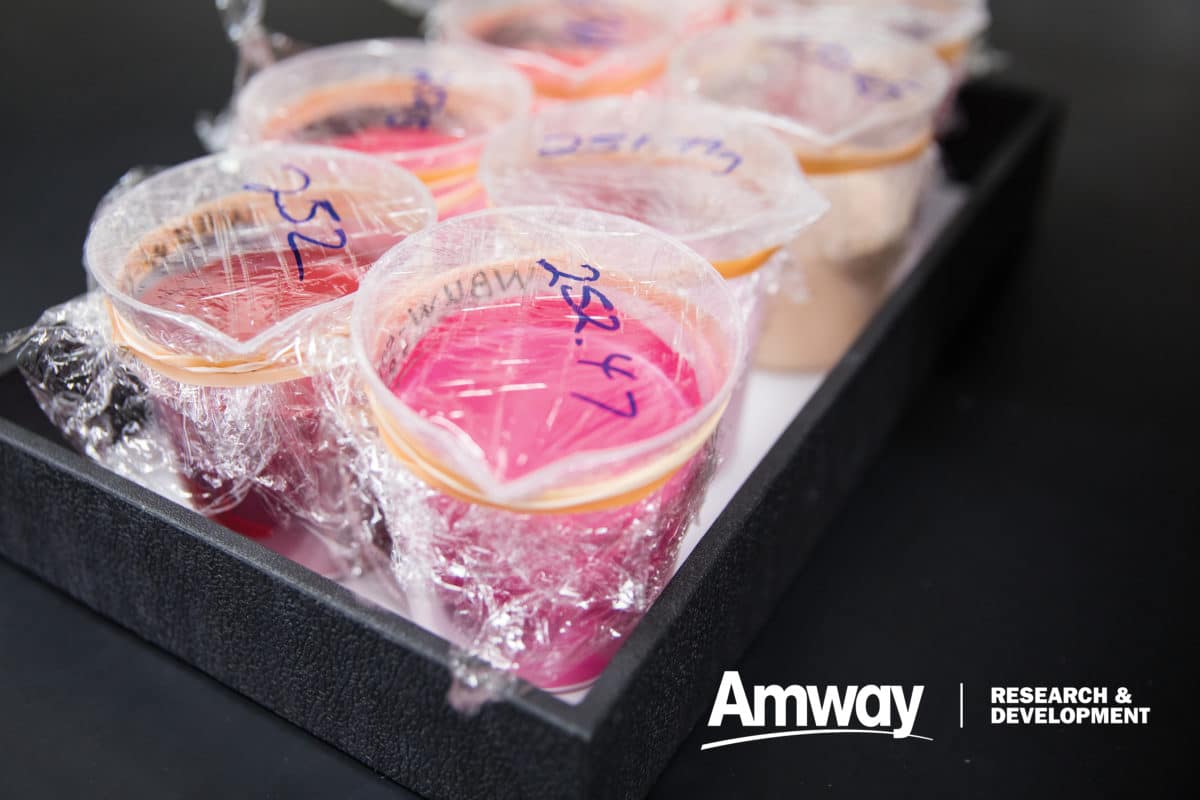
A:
[
  {"left": 670, "top": 18, "right": 949, "bottom": 371},
  {"left": 477, "top": 96, "right": 828, "bottom": 378},
  {"left": 16, "top": 146, "right": 436, "bottom": 578},
  {"left": 349, "top": 207, "right": 743, "bottom": 698}
]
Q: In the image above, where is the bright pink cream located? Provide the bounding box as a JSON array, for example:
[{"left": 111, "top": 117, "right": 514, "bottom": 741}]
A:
[
  {"left": 389, "top": 295, "right": 702, "bottom": 479},
  {"left": 387, "top": 293, "right": 706, "bottom": 690}
]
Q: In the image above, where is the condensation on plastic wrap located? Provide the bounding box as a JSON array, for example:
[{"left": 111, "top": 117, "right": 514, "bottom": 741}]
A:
[
  {"left": 670, "top": 15, "right": 950, "bottom": 371},
  {"left": 347, "top": 206, "right": 744, "bottom": 706},
  {"left": 427, "top": 0, "right": 684, "bottom": 101},
  {"left": 10, "top": 145, "right": 436, "bottom": 578},
  {"left": 230, "top": 39, "right": 532, "bottom": 220}
]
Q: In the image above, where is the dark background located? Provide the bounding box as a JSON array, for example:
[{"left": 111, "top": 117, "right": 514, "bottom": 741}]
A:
[{"left": 1, "top": 0, "right": 1196, "bottom": 797}]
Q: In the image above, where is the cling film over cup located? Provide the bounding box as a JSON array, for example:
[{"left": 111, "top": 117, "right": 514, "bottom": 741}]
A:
[
  {"left": 428, "top": 0, "right": 683, "bottom": 100},
  {"left": 477, "top": 96, "right": 827, "bottom": 423},
  {"left": 231, "top": 40, "right": 533, "bottom": 219},
  {"left": 11, "top": 145, "right": 436, "bottom": 578},
  {"left": 5, "top": 0, "right": 991, "bottom": 703},
  {"left": 346, "top": 207, "right": 742, "bottom": 695},
  {"left": 671, "top": 15, "right": 951, "bottom": 370}
]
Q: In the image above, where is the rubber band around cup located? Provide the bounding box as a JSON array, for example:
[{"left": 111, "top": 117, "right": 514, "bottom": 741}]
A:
[
  {"left": 795, "top": 129, "right": 934, "bottom": 175},
  {"left": 480, "top": 151, "right": 785, "bottom": 277},
  {"left": 107, "top": 299, "right": 317, "bottom": 387},
  {"left": 527, "top": 55, "right": 668, "bottom": 100},
  {"left": 412, "top": 160, "right": 480, "bottom": 186},
  {"left": 712, "top": 246, "right": 780, "bottom": 280},
  {"left": 107, "top": 187, "right": 384, "bottom": 388},
  {"left": 360, "top": 256, "right": 732, "bottom": 514},
  {"left": 256, "top": 77, "right": 496, "bottom": 143},
  {"left": 366, "top": 385, "right": 725, "bottom": 515},
  {"left": 935, "top": 38, "right": 971, "bottom": 64}
]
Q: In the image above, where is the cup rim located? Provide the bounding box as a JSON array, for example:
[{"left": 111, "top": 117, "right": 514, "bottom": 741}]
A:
[
  {"left": 429, "top": 0, "right": 686, "bottom": 90},
  {"left": 232, "top": 39, "right": 534, "bottom": 167},
  {"left": 85, "top": 144, "right": 437, "bottom": 359},
  {"left": 477, "top": 96, "right": 830, "bottom": 261},
  {"left": 668, "top": 16, "right": 953, "bottom": 150},
  {"left": 350, "top": 204, "right": 745, "bottom": 506}
]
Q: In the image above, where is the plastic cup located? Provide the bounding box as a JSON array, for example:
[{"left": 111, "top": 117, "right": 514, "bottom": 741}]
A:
[
  {"left": 84, "top": 145, "right": 436, "bottom": 576},
  {"left": 428, "top": 0, "right": 683, "bottom": 101},
  {"left": 231, "top": 40, "right": 532, "bottom": 220},
  {"left": 351, "top": 206, "right": 742, "bottom": 690},
  {"left": 671, "top": 18, "right": 949, "bottom": 371},
  {"left": 478, "top": 97, "right": 827, "bottom": 401}
]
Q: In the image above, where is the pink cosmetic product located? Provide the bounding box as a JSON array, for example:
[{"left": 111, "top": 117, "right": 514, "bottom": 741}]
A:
[
  {"left": 351, "top": 206, "right": 743, "bottom": 690},
  {"left": 232, "top": 40, "right": 532, "bottom": 219},
  {"left": 84, "top": 145, "right": 436, "bottom": 576}
]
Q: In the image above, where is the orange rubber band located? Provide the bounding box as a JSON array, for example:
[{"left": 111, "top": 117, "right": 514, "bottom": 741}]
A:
[
  {"left": 362, "top": 262, "right": 728, "bottom": 514},
  {"left": 107, "top": 300, "right": 315, "bottom": 387},
  {"left": 796, "top": 129, "right": 934, "bottom": 175},
  {"left": 713, "top": 247, "right": 779, "bottom": 280},
  {"left": 368, "top": 386, "right": 721, "bottom": 515},
  {"left": 529, "top": 55, "right": 668, "bottom": 100},
  {"left": 935, "top": 38, "right": 971, "bottom": 65}
]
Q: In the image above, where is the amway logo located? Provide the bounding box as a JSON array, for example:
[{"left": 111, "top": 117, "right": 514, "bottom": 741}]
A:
[{"left": 701, "top": 671, "right": 932, "bottom": 751}]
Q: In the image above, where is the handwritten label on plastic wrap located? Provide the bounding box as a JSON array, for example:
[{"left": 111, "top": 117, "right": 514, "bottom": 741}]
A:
[
  {"left": 538, "top": 257, "right": 638, "bottom": 420},
  {"left": 785, "top": 38, "right": 922, "bottom": 101},
  {"left": 244, "top": 164, "right": 346, "bottom": 280},
  {"left": 537, "top": 132, "right": 744, "bottom": 175},
  {"left": 385, "top": 69, "right": 448, "bottom": 131}
]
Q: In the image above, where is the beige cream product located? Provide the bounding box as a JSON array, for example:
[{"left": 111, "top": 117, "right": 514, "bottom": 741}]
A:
[{"left": 670, "top": 16, "right": 950, "bottom": 370}]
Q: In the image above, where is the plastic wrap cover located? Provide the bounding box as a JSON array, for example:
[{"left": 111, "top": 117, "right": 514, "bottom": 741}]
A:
[
  {"left": 669, "top": 15, "right": 950, "bottom": 156},
  {"left": 10, "top": 145, "right": 435, "bottom": 578},
  {"left": 348, "top": 206, "right": 744, "bottom": 702},
  {"left": 428, "top": 0, "right": 685, "bottom": 99},
  {"left": 231, "top": 39, "right": 532, "bottom": 219}
]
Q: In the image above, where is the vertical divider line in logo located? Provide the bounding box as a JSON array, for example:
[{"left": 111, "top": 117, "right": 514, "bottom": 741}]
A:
[{"left": 960, "top": 683, "right": 964, "bottom": 729}]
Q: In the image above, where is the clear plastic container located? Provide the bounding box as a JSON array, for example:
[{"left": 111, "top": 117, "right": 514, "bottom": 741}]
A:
[
  {"left": 428, "top": 0, "right": 683, "bottom": 100},
  {"left": 671, "top": 18, "right": 949, "bottom": 371},
  {"left": 231, "top": 40, "right": 532, "bottom": 220},
  {"left": 82, "top": 145, "right": 437, "bottom": 575},
  {"left": 351, "top": 206, "right": 742, "bottom": 691},
  {"left": 478, "top": 96, "right": 827, "bottom": 384}
]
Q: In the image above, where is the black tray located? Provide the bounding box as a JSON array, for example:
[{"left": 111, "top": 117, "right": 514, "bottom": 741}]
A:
[{"left": 0, "top": 81, "right": 1062, "bottom": 800}]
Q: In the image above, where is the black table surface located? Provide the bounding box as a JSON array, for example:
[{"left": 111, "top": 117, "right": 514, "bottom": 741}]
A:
[{"left": 1, "top": 1, "right": 1196, "bottom": 797}]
